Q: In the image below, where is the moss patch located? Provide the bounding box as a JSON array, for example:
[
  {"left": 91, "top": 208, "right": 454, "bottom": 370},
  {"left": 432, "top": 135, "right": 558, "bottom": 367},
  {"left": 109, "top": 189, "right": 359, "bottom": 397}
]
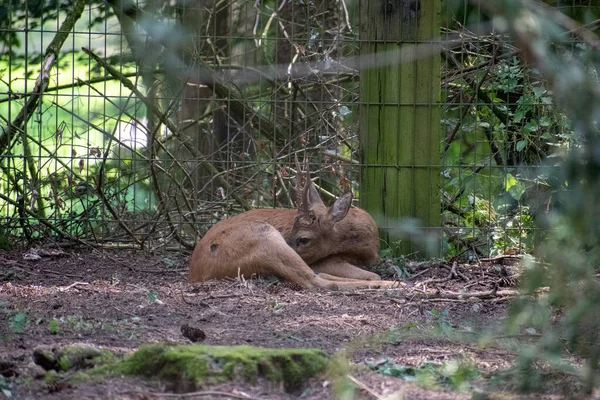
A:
[
  {"left": 111, "top": 343, "right": 329, "bottom": 391},
  {"left": 33, "top": 345, "right": 116, "bottom": 372}
]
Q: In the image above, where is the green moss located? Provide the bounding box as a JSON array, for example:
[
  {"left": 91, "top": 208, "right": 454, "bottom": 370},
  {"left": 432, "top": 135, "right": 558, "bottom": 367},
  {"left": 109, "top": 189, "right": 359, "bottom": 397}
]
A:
[
  {"left": 57, "top": 356, "right": 70, "bottom": 372},
  {"left": 43, "top": 370, "right": 59, "bottom": 383},
  {"left": 112, "top": 343, "right": 329, "bottom": 391},
  {"left": 56, "top": 346, "right": 115, "bottom": 372}
]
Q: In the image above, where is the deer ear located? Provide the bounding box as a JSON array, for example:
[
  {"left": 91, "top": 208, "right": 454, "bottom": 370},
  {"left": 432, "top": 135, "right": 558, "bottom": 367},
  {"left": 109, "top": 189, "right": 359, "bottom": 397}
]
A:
[{"left": 330, "top": 191, "right": 352, "bottom": 223}]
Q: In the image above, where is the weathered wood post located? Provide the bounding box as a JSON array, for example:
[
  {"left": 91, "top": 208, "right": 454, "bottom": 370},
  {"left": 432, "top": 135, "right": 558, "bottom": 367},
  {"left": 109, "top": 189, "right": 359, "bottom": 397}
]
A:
[{"left": 359, "top": 0, "right": 441, "bottom": 257}]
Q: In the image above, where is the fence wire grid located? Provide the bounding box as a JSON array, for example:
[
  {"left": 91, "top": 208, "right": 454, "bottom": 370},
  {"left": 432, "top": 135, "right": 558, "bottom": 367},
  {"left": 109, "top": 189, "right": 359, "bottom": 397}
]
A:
[{"left": 0, "top": 0, "right": 594, "bottom": 258}]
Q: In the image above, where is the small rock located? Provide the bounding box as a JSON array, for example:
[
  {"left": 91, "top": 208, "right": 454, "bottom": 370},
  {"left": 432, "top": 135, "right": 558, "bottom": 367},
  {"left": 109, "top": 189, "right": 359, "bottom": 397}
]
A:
[
  {"left": 0, "top": 360, "right": 18, "bottom": 377},
  {"left": 33, "top": 346, "right": 57, "bottom": 371},
  {"left": 23, "top": 251, "right": 41, "bottom": 261},
  {"left": 181, "top": 324, "right": 206, "bottom": 342},
  {"left": 26, "top": 362, "right": 46, "bottom": 379}
]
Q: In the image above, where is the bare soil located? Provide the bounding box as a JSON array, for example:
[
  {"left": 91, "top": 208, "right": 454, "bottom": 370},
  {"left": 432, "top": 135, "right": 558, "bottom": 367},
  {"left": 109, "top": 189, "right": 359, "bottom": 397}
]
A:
[{"left": 0, "top": 248, "right": 572, "bottom": 399}]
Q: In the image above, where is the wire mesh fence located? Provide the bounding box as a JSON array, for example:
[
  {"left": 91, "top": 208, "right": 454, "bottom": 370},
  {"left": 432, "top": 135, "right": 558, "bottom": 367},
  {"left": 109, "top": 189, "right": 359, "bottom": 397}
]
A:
[{"left": 0, "top": 0, "right": 588, "bottom": 258}]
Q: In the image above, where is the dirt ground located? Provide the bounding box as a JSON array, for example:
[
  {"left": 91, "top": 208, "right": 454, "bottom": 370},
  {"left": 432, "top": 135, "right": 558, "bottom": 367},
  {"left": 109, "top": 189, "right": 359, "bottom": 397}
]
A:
[{"left": 0, "top": 248, "right": 572, "bottom": 399}]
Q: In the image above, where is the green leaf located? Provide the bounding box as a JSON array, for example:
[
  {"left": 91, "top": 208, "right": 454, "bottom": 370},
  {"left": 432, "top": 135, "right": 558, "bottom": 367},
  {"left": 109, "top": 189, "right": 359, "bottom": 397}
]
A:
[
  {"left": 514, "top": 109, "right": 524, "bottom": 122},
  {"left": 516, "top": 140, "right": 527, "bottom": 152},
  {"left": 366, "top": 358, "right": 418, "bottom": 379},
  {"left": 48, "top": 319, "right": 61, "bottom": 334},
  {"left": 504, "top": 173, "right": 526, "bottom": 201},
  {"left": 504, "top": 173, "right": 518, "bottom": 190},
  {"left": 539, "top": 116, "right": 552, "bottom": 127},
  {"left": 379, "top": 248, "right": 392, "bottom": 258},
  {"left": 508, "top": 181, "right": 526, "bottom": 201},
  {"left": 9, "top": 312, "right": 27, "bottom": 333},
  {"left": 13, "top": 313, "right": 25, "bottom": 323},
  {"left": 532, "top": 86, "right": 545, "bottom": 97},
  {"left": 524, "top": 120, "right": 539, "bottom": 132},
  {"left": 147, "top": 290, "right": 159, "bottom": 303}
]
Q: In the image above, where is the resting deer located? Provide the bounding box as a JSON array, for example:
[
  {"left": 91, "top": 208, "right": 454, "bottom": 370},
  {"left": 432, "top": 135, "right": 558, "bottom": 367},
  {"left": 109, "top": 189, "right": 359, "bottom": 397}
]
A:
[{"left": 188, "top": 159, "right": 396, "bottom": 290}]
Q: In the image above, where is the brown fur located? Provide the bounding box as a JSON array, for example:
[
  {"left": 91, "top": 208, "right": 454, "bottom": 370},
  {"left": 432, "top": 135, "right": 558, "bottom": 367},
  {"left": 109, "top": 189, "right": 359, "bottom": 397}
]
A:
[{"left": 189, "top": 164, "right": 395, "bottom": 290}]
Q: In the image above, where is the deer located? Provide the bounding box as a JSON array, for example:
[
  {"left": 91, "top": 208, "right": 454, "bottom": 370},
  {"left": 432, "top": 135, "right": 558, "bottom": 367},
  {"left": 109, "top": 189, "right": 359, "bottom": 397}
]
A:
[{"left": 188, "top": 158, "right": 397, "bottom": 290}]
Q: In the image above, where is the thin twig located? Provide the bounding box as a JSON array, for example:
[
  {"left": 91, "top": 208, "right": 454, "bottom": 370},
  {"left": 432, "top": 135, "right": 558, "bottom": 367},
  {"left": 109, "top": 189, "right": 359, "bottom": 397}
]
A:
[
  {"left": 443, "top": 262, "right": 470, "bottom": 282},
  {"left": 41, "top": 269, "right": 85, "bottom": 279},
  {"left": 136, "top": 268, "right": 187, "bottom": 273},
  {"left": 118, "top": 390, "right": 262, "bottom": 399},
  {"left": 346, "top": 374, "right": 383, "bottom": 400},
  {"left": 59, "top": 282, "right": 90, "bottom": 292},
  {"left": 479, "top": 255, "right": 524, "bottom": 262}
]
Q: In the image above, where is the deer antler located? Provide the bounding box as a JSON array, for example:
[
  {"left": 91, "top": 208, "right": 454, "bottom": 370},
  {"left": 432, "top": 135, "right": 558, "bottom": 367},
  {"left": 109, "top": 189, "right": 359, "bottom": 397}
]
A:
[{"left": 295, "top": 154, "right": 311, "bottom": 215}]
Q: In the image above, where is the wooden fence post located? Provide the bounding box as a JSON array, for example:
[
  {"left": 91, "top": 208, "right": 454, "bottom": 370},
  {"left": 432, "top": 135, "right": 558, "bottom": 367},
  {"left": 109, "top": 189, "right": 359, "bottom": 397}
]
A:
[{"left": 359, "top": 0, "right": 441, "bottom": 257}]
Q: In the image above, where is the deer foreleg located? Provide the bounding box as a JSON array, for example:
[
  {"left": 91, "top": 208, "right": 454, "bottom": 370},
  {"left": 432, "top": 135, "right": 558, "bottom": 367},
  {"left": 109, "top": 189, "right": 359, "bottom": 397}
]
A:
[{"left": 310, "top": 255, "right": 381, "bottom": 280}]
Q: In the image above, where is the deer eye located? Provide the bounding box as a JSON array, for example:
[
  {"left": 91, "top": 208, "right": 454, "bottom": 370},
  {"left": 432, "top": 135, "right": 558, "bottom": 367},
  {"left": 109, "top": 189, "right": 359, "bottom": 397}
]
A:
[{"left": 296, "top": 237, "right": 311, "bottom": 247}]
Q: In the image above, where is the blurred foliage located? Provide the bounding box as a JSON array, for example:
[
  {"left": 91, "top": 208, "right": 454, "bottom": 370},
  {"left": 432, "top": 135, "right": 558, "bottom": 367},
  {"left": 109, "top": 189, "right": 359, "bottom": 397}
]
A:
[
  {"left": 366, "top": 357, "right": 481, "bottom": 392},
  {"left": 472, "top": 0, "right": 600, "bottom": 394}
]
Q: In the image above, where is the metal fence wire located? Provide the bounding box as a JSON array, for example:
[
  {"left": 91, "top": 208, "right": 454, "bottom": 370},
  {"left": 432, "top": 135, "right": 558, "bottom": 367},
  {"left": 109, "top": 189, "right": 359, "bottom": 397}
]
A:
[{"left": 0, "top": 0, "right": 590, "bottom": 258}]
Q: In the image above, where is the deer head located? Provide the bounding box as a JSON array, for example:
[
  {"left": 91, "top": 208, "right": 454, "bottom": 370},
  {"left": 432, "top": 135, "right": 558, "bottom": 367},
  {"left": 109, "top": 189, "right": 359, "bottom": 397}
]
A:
[{"left": 286, "top": 156, "right": 353, "bottom": 264}]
